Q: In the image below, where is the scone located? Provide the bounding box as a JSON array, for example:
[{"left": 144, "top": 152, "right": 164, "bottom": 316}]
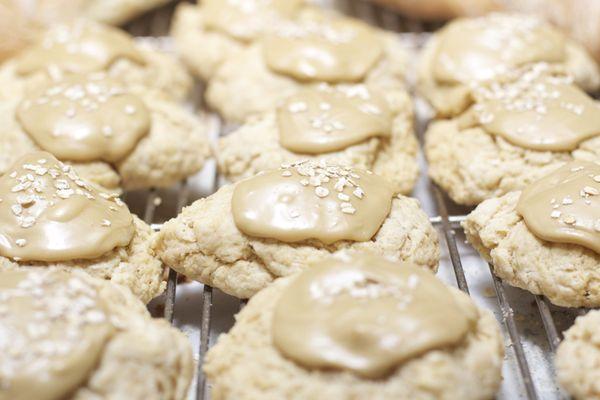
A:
[
  {"left": 154, "top": 161, "right": 439, "bottom": 298},
  {"left": 204, "top": 252, "right": 504, "bottom": 400},
  {"left": 0, "top": 20, "right": 193, "bottom": 102},
  {"left": 0, "top": 73, "right": 211, "bottom": 191},
  {"left": 218, "top": 83, "right": 418, "bottom": 194},
  {"left": 556, "top": 310, "right": 600, "bottom": 400},
  {"left": 0, "top": 268, "right": 193, "bottom": 400},
  {"left": 425, "top": 64, "right": 600, "bottom": 205},
  {"left": 171, "top": 0, "right": 304, "bottom": 82},
  {"left": 418, "top": 13, "right": 600, "bottom": 117},
  {"left": 0, "top": 151, "right": 165, "bottom": 303},
  {"left": 463, "top": 161, "right": 600, "bottom": 308},
  {"left": 204, "top": 7, "right": 410, "bottom": 123},
  {"left": 12, "top": 0, "right": 172, "bottom": 26}
]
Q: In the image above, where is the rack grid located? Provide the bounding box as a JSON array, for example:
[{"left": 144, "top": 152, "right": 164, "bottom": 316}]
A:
[{"left": 122, "top": 1, "right": 587, "bottom": 399}]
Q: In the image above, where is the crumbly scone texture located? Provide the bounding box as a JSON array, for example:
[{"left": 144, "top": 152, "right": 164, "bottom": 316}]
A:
[
  {"left": 556, "top": 310, "right": 600, "bottom": 400},
  {"left": 217, "top": 90, "right": 418, "bottom": 195},
  {"left": 204, "top": 276, "right": 504, "bottom": 400},
  {"left": 206, "top": 31, "right": 409, "bottom": 123},
  {"left": 425, "top": 119, "right": 600, "bottom": 205},
  {"left": 417, "top": 33, "right": 600, "bottom": 117},
  {"left": 0, "top": 90, "right": 212, "bottom": 191},
  {"left": 116, "top": 94, "right": 213, "bottom": 190},
  {"left": 0, "top": 215, "right": 166, "bottom": 304},
  {"left": 27, "top": 269, "right": 193, "bottom": 400},
  {"left": 153, "top": 184, "right": 440, "bottom": 299},
  {"left": 0, "top": 39, "right": 193, "bottom": 103},
  {"left": 171, "top": 2, "right": 245, "bottom": 81},
  {"left": 463, "top": 191, "right": 600, "bottom": 307}
]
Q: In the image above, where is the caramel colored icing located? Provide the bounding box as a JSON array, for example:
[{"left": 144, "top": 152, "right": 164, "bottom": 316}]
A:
[
  {"left": 232, "top": 161, "right": 394, "bottom": 244},
  {"left": 463, "top": 65, "right": 600, "bottom": 151},
  {"left": 15, "top": 22, "right": 145, "bottom": 76},
  {"left": 203, "top": 0, "right": 303, "bottom": 41},
  {"left": 0, "top": 152, "right": 134, "bottom": 262},
  {"left": 433, "top": 14, "right": 565, "bottom": 84},
  {"left": 517, "top": 161, "right": 600, "bottom": 254},
  {"left": 17, "top": 75, "right": 150, "bottom": 163},
  {"left": 277, "top": 85, "right": 392, "bottom": 154},
  {"left": 0, "top": 270, "right": 114, "bottom": 400},
  {"left": 273, "top": 253, "right": 477, "bottom": 378},
  {"left": 263, "top": 12, "right": 383, "bottom": 82}
]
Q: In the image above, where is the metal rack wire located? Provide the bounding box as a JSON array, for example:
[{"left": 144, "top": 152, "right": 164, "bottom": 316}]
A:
[{"left": 123, "top": 1, "right": 588, "bottom": 399}]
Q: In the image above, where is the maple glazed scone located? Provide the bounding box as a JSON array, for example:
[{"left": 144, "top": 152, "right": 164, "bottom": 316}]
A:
[
  {"left": 0, "top": 20, "right": 193, "bottom": 102},
  {"left": 556, "top": 310, "right": 600, "bottom": 400},
  {"left": 463, "top": 161, "right": 600, "bottom": 307},
  {"left": 218, "top": 84, "right": 418, "bottom": 194},
  {"left": 426, "top": 64, "right": 600, "bottom": 205},
  {"left": 418, "top": 13, "right": 600, "bottom": 117},
  {"left": 171, "top": 0, "right": 305, "bottom": 81},
  {"left": 0, "top": 152, "right": 165, "bottom": 304},
  {"left": 204, "top": 253, "right": 504, "bottom": 400},
  {"left": 0, "top": 73, "right": 211, "bottom": 191},
  {"left": 0, "top": 268, "right": 193, "bottom": 400},
  {"left": 154, "top": 161, "right": 439, "bottom": 299},
  {"left": 204, "top": 6, "right": 410, "bottom": 123}
]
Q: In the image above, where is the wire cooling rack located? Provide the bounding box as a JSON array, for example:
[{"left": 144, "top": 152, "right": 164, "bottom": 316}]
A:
[{"left": 122, "top": 1, "right": 587, "bottom": 399}]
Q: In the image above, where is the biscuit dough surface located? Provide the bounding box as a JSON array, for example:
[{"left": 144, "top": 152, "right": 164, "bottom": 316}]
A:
[
  {"left": 463, "top": 191, "right": 600, "bottom": 307},
  {"left": 556, "top": 310, "right": 600, "bottom": 400}
]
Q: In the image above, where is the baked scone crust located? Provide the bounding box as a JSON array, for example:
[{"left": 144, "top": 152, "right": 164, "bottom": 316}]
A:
[
  {"left": 170, "top": 2, "right": 245, "bottom": 82},
  {"left": 205, "top": 26, "right": 409, "bottom": 123},
  {"left": 1, "top": 215, "right": 165, "bottom": 303},
  {"left": 0, "top": 35, "right": 193, "bottom": 103},
  {"left": 556, "top": 310, "right": 600, "bottom": 400},
  {"left": 153, "top": 185, "right": 439, "bottom": 299},
  {"left": 0, "top": 92, "right": 212, "bottom": 191},
  {"left": 417, "top": 20, "right": 600, "bottom": 117},
  {"left": 204, "top": 275, "right": 504, "bottom": 400},
  {"left": 424, "top": 119, "right": 600, "bottom": 205},
  {"left": 217, "top": 89, "right": 418, "bottom": 195},
  {"left": 463, "top": 191, "right": 600, "bottom": 307}
]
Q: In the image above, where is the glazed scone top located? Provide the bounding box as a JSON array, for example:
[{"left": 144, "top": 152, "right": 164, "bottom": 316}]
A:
[
  {"left": 232, "top": 161, "right": 394, "bottom": 244},
  {"left": 273, "top": 252, "right": 478, "bottom": 378},
  {"left": 0, "top": 269, "right": 115, "bottom": 400},
  {"left": 277, "top": 84, "right": 392, "bottom": 154},
  {"left": 263, "top": 10, "right": 383, "bottom": 82},
  {"left": 17, "top": 74, "right": 150, "bottom": 163},
  {"left": 517, "top": 161, "right": 600, "bottom": 254},
  {"left": 433, "top": 13, "right": 565, "bottom": 84},
  {"left": 0, "top": 152, "right": 134, "bottom": 262},
  {"left": 15, "top": 21, "right": 145, "bottom": 77},
  {"left": 203, "top": 0, "right": 304, "bottom": 42},
  {"left": 459, "top": 64, "right": 600, "bottom": 151}
]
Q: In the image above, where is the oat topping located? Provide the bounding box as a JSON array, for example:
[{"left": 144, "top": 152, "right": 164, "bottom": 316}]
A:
[
  {"left": 232, "top": 160, "right": 394, "bottom": 244},
  {"left": 278, "top": 85, "right": 391, "bottom": 154},
  {"left": 0, "top": 152, "right": 134, "bottom": 262},
  {"left": 17, "top": 75, "right": 150, "bottom": 163},
  {"left": 518, "top": 161, "right": 600, "bottom": 253},
  {"left": 465, "top": 63, "right": 600, "bottom": 152},
  {"left": 279, "top": 160, "right": 367, "bottom": 215}
]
